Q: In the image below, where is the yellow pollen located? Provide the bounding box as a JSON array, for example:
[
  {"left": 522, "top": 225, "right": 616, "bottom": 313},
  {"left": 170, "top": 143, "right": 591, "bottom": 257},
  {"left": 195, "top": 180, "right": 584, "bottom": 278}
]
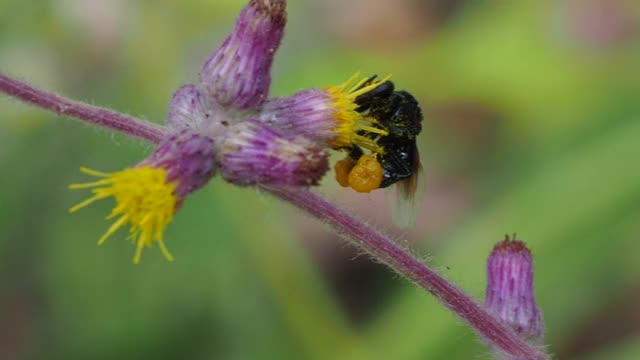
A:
[
  {"left": 348, "top": 155, "right": 383, "bottom": 193},
  {"left": 69, "top": 166, "right": 178, "bottom": 264},
  {"left": 334, "top": 156, "right": 355, "bottom": 187},
  {"left": 325, "top": 72, "right": 391, "bottom": 153}
]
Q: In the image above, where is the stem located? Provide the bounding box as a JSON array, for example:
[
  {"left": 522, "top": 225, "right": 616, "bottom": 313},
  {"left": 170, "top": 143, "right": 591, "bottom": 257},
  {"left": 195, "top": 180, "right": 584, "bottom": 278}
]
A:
[
  {"left": 0, "top": 73, "right": 166, "bottom": 144},
  {"left": 267, "top": 187, "right": 549, "bottom": 360}
]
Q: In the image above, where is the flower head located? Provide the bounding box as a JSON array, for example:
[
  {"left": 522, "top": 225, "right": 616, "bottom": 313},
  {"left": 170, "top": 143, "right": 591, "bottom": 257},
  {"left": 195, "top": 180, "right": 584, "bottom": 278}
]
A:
[
  {"left": 217, "top": 120, "right": 329, "bottom": 186},
  {"left": 485, "top": 235, "right": 544, "bottom": 342},
  {"left": 259, "top": 73, "right": 390, "bottom": 153},
  {"left": 166, "top": 84, "right": 209, "bottom": 131},
  {"left": 70, "top": 130, "right": 216, "bottom": 263},
  {"left": 199, "top": 0, "right": 286, "bottom": 111}
]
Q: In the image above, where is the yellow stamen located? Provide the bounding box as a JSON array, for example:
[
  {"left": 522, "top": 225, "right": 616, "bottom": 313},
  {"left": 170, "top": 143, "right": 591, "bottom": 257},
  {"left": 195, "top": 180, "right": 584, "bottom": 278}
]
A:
[
  {"left": 68, "top": 194, "right": 109, "bottom": 213},
  {"left": 325, "top": 73, "right": 391, "bottom": 153},
  {"left": 79, "top": 167, "right": 111, "bottom": 177},
  {"left": 98, "top": 215, "right": 129, "bottom": 246},
  {"left": 68, "top": 179, "right": 113, "bottom": 189},
  {"left": 69, "top": 166, "right": 178, "bottom": 264}
]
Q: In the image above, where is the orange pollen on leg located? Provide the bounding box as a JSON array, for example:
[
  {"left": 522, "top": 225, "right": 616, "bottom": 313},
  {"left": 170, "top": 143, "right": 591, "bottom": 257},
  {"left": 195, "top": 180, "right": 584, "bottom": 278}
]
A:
[
  {"left": 334, "top": 157, "right": 355, "bottom": 187},
  {"left": 347, "top": 155, "right": 383, "bottom": 193}
]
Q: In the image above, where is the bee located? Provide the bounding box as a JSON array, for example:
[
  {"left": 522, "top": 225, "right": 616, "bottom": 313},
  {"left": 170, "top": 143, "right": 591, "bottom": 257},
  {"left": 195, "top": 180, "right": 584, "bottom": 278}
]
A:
[{"left": 337, "top": 76, "right": 424, "bottom": 227}]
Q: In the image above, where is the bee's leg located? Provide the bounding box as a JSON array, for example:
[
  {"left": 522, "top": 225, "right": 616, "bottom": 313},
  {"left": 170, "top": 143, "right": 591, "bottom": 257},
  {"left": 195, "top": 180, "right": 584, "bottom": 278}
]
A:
[{"left": 347, "top": 145, "right": 364, "bottom": 161}]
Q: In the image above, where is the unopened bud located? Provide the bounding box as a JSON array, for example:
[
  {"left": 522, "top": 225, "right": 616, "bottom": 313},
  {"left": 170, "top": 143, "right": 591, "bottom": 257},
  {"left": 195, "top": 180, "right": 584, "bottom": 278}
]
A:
[{"left": 485, "top": 235, "right": 544, "bottom": 342}]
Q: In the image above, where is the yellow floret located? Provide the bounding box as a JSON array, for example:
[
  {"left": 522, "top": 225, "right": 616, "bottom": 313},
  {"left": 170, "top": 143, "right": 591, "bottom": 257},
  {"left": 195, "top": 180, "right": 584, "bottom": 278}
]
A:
[
  {"left": 69, "top": 166, "right": 178, "bottom": 264},
  {"left": 325, "top": 72, "right": 390, "bottom": 153}
]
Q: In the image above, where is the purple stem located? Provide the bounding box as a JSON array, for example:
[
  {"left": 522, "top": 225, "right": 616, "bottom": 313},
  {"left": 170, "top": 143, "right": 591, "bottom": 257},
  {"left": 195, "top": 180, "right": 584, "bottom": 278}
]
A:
[
  {"left": 267, "top": 187, "right": 549, "bottom": 360},
  {"left": 0, "top": 72, "right": 548, "bottom": 359},
  {"left": 0, "top": 73, "right": 167, "bottom": 144}
]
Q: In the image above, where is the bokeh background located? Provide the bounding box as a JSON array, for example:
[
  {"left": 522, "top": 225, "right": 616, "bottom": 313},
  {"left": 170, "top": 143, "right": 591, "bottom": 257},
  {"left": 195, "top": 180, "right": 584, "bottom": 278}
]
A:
[{"left": 1, "top": 0, "right": 640, "bottom": 359}]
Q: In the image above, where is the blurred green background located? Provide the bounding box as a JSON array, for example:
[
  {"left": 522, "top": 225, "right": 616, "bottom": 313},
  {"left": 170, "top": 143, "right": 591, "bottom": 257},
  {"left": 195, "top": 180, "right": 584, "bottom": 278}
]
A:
[{"left": 1, "top": 0, "right": 640, "bottom": 359}]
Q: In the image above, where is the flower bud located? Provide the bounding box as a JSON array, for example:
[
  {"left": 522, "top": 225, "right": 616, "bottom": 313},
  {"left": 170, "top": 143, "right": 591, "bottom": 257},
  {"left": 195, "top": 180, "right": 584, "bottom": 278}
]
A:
[
  {"left": 140, "top": 130, "right": 216, "bottom": 200},
  {"left": 166, "top": 84, "right": 208, "bottom": 130},
  {"left": 485, "top": 236, "right": 544, "bottom": 341},
  {"left": 200, "top": 0, "right": 286, "bottom": 111},
  {"left": 217, "top": 119, "right": 329, "bottom": 186}
]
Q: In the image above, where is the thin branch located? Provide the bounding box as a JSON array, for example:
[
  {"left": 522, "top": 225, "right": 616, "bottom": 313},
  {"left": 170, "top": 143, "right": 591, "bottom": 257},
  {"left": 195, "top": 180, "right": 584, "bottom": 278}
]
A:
[
  {"left": 0, "top": 73, "right": 167, "bottom": 144},
  {"left": 267, "top": 187, "right": 549, "bottom": 360}
]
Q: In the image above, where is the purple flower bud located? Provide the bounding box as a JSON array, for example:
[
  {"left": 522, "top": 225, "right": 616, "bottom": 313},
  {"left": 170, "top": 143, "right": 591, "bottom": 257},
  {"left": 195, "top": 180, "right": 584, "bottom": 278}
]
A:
[
  {"left": 485, "top": 236, "right": 544, "bottom": 342},
  {"left": 141, "top": 129, "right": 216, "bottom": 200},
  {"left": 217, "top": 119, "right": 329, "bottom": 186},
  {"left": 166, "top": 84, "right": 208, "bottom": 130},
  {"left": 200, "top": 0, "right": 286, "bottom": 111},
  {"left": 166, "top": 84, "right": 235, "bottom": 137}
]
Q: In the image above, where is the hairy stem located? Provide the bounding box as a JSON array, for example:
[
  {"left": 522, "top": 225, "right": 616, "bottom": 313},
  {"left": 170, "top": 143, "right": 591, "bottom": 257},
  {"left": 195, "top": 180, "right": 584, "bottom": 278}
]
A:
[
  {"left": 267, "top": 187, "right": 549, "bottom": 360},
  {"left": 0, "top": 73, "right": 166, "bottom": 143}
]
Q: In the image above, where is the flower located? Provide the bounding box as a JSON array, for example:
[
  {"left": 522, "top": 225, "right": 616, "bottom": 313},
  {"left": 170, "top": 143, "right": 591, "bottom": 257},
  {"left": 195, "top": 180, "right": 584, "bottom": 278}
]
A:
[
  {"left": 259, "top": 73, "right": 390, "bottom": 154},
  {"left": 485, "top": 235, "right": 544, "bottom": 341},
  {"left": 199, "top": 0, "right": 286, "bottom": 111},
  {"left": 216, "top": 120, "right": 329, "bottom": 186},
  {"left": 166, "top": 84, "right": 210, "bottom": 131},
  {"left": 69, "top": 130, "right": 216, "bottom": 263}
]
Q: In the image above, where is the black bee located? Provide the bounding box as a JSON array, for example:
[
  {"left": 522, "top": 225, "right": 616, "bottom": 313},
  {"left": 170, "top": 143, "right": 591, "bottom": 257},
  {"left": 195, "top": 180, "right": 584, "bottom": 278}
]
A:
[
  {"left": 355, "top": 80, "right": 422, "bottom": 139},
  {"left": 350, "top": 76, "right": 422, "bottom": 184},
  {"left": 348, "top": 76, "right": 424, "bottom": 226}
]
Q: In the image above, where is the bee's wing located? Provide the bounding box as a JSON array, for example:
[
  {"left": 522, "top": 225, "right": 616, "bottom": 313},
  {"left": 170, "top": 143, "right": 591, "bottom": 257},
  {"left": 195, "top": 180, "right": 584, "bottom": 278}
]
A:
[{"left": 385, "top": 154, "right": 424, "bottom": 228}]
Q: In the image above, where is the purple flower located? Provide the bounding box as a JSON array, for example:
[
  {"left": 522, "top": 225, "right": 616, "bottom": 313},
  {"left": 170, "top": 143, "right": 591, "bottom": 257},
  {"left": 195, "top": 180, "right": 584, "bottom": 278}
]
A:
[
  {"left": 140, "top": 129, "right": 216, "bottom": 200},
  {"left": 199, "top": 0, "right": 286, "bottom": 111},
  {"left": 166, "top": 84, "right": 209, "bottom": 131},
  {"left": 217, "top": 120, "right": 329, "bottom": 186},
  {"left": 258, "top": 73, "right": 391, "bottom": 153},
  {"left": 485, "top": 236, "right": 544, "bottom": 342},
  {"left": 69, "top": 130, "right": 216, "bottom": 264}
]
